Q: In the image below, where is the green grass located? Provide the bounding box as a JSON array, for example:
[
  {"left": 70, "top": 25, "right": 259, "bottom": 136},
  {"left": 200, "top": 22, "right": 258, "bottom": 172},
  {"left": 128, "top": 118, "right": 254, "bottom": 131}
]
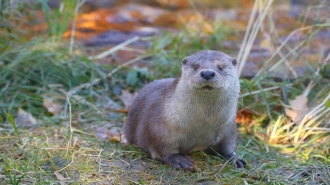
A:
[
  {"left": 0, "top": 0, "right": 330, "bottom": 184},
  {"left": 1, "top": 126, "right": 329, "bottom": 184}
]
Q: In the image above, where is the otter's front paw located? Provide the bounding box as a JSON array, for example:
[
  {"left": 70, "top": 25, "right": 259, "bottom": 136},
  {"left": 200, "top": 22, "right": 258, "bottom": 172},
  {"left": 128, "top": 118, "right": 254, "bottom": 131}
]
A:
[
  {"left": 163, "top": 153, "right": 196, "bottom": 172},
  {"left": 223, "top": 152, "right": 246, "bottom": 168},
  {"left": 234, "top": 158, "right": 246, "bottom": 168}
]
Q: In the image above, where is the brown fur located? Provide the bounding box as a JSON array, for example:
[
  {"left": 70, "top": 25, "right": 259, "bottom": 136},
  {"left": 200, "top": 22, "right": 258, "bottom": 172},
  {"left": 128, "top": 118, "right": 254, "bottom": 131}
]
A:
[{"left": 124, "top": 50, "right": 245, "bottom": 172}]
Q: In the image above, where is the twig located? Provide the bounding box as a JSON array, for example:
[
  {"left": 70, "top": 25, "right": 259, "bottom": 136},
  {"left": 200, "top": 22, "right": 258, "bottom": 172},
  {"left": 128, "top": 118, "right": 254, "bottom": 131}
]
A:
[
  {"left": 65, "top": 93, "right": 73, "bottom": 161},
  {"left": 97, "top": 148, "right": 103, "bottom": 176},
  {"left": 53, "top": 171, "right": 68, "bottom": 185},
  {"left": 121, "top": 47, "right": 145, "bottom": 54},
  {"left": 65, "top": 94, "right": 73, "bottom": 135},
  {"left": 88, "top": 36, "right": 140, "bottom": 60},
  {"left": 67, "top": 54, "right": 151, "bottom": 96}
]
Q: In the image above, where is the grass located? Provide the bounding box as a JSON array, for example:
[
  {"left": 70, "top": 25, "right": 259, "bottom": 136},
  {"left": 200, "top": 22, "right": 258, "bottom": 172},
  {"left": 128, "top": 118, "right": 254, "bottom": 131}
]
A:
[
  {"left": 1, "top": 126, "right": 329, "bottom": 184},
  {"left": 0, "top": 0, "right": 330, "bottom": 184}
]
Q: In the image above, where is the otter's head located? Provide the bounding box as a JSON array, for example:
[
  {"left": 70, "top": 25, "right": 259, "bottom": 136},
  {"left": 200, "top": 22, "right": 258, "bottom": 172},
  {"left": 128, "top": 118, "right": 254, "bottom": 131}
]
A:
[{"left": 180, "top": 50, "right": 239, "bottom": 93}]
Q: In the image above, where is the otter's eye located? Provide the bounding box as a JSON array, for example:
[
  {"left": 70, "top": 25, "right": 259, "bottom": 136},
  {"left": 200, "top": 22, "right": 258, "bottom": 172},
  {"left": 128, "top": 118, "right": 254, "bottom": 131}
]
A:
[
  {"left": 192, "top": 64, "right": 199, "bottom": 70},
  {"left": 182, "top": 59, "right": 187, "bottom": 65},
  {"left": 217, "top": 65, "right": 224, "bottom": 70}
]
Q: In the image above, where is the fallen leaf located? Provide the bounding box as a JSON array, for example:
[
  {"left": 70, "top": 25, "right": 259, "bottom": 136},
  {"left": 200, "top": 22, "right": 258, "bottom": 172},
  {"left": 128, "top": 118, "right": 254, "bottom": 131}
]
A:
[
  {"left": 14, "top": 108, "right": 37, "bottom": 127},
  {"left": 236, "top": 109, "right": 254, "bottom": 125},
  {"left": 43, "top": 98, "right": 62, "bottom": 115},
  {"left": 118, "top": 90, "right": 138, "bottom": 111},
  {"left": 285, "top": 94, "right": 309, "bottom": 124},
  {"left": 94, "top": 126, "right": 127, "bottom": 143}
]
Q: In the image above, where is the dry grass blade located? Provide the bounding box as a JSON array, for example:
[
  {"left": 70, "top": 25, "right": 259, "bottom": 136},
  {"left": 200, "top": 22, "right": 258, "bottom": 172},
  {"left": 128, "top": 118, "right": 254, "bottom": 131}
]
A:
[
  {"left": 65, "top": 94, "right": 73, "bottom": 135},
  {"left": 254, "top": 23, "right": 330, "bottom": 78},
  {"left": 294, "top": 93, "right": 330, "bottom": 142},
  {"left": 69, "top": 0, "right": 87, "bottom": 55},
  {"left": 88, "top": 36, "right": 141, "bottom": 60},
  {"left": 264, "top": 92, "right": 330, "bottom": 147},
  {"left": 240, "top": 84, "right": 292, "bottom": 98},
  {"left": 237, "top": 0, "right": 274, "bottom": 77}
]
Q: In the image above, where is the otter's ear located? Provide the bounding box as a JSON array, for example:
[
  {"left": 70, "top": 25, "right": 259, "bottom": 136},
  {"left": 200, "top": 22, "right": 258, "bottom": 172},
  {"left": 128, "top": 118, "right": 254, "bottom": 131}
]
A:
[
  {"left": 182, "top": 58, "right": 188, "bottom": 65},
  {"left": 232, "top": 58, "right": 237, "bottom": 66}
]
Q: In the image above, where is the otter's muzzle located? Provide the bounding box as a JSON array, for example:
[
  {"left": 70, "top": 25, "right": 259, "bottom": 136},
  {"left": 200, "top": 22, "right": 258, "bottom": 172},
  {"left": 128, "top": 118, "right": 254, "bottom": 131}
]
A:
[{"left": 200, "top": 70, "right": 215, "bottom": 81}]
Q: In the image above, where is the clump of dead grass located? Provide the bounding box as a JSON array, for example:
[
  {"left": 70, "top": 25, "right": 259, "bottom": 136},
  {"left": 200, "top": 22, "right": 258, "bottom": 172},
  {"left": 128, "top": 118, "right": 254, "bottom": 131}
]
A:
[{"left": 237, "top": 0, "right": 330, "bottom": 158}]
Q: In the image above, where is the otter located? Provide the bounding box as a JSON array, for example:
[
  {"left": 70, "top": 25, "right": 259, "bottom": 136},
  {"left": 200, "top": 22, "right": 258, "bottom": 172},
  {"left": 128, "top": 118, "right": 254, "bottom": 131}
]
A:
[{"left": 124, "top": 50, "right": 245, "bottom": 172}]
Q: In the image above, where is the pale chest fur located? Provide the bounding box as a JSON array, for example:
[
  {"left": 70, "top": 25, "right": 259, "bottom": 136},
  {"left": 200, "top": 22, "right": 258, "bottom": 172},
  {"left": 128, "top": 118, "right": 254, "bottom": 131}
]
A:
[{"left": 163, "top": 87, "right": 238, "bottom": 153}]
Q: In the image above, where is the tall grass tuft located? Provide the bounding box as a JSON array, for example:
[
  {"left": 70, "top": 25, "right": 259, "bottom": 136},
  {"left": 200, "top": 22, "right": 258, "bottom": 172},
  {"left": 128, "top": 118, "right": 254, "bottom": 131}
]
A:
[{"left": 238, "top": 0, "right": 330, "bottom": 158}]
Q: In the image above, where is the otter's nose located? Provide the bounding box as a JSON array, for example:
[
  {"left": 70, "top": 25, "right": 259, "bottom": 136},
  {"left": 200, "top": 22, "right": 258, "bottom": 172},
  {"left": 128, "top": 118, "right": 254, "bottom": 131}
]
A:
[{"left": 200, "top": 70, "right": 215, "bottom": 80}]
